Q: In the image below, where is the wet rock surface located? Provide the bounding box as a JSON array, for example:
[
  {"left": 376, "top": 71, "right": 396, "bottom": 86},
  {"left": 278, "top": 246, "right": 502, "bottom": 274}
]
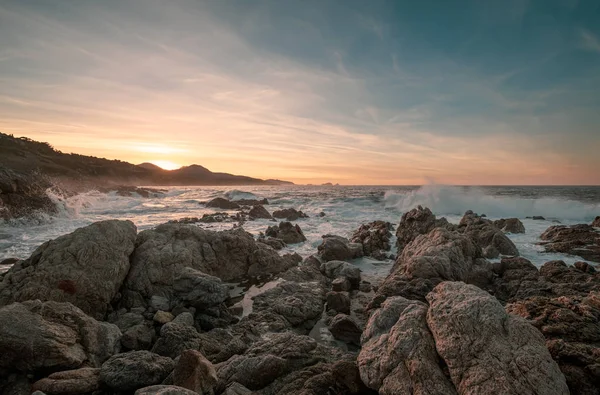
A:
[
  {"left": 265, "top": 221, "right": 307, "bottom": 244},
  {"left": 540, "top": 224, "right": 600, "bottom": 263},
  {"left": 0, "top": 220, "right": 137, "bottom": 319},
  {"left": 100, "top": 350, "right": 174, "bottom": 392},
  {"left": 205, "top": 197, "right": 240, "bottom": 210},
  {"left": 351, "top": 220, "right": 393, "bottom": 259},
  {"left": 317, "top": 235, "right": 364, "bottom": 262},
  {"left": 272, "top": 207, "right": 308, "bottom": 221},
  {"left": 493, "top": 217, "right": 526, "bottom": 233}
]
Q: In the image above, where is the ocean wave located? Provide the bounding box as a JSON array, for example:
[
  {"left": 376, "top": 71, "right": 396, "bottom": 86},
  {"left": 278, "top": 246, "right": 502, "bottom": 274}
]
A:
[
  {"left": 384, "top": 184, "right": 600, "bottom": 221},
  {"left": 224, "top": 190, "right": 259, "bottom": 201}
]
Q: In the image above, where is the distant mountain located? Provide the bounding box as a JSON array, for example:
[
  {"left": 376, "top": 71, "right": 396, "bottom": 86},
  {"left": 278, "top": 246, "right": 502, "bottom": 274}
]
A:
[{"left": 0, "top": 133, "right": 293, "bottom": 187}]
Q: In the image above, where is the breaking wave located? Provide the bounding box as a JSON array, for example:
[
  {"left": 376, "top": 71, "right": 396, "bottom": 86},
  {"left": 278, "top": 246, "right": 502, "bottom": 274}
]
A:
[{"left": 384, "top": 184, "right": 599, "bottom": 221}]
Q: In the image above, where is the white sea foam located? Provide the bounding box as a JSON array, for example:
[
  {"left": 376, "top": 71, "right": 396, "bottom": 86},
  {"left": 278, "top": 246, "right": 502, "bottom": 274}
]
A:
[
  {"left": 224, "top": 190, "right": 260, "bottom": 201},
  {"left": 384, "top": 184, "right": 599, "bottom": 222}
]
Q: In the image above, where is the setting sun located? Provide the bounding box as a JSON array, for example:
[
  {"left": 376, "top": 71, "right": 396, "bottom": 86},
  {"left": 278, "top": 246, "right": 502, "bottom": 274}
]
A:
[{"left": 150, "top": 160, "right": 181, "bottom": 170}]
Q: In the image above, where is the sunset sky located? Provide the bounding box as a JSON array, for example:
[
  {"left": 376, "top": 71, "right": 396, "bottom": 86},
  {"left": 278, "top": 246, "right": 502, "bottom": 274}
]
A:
[{"left": 1, "top": 0, "right": 599, "bottom": 185}]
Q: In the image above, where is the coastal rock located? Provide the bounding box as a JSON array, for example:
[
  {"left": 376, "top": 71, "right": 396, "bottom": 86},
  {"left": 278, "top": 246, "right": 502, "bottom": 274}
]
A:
[
  {"left": 459, "top": 211, "right": 519, "bottom": 258},
  {"left": 328, "top": 314, "right": 361, "bottom": 345},
  {"left": 378, "top": 228, "right": 491, "bottom": 302},
  {"left": 223, "top": 382, "right": 252, "bottom": 395},
  {"left": 358, "top": 296, "right": 455, "bottom": 394},
  {"left": 199, "top": 212, "right": 230, "bottom": 223},
  {"left": 248, "top": 205, "right": 272, "bottom": 220},
  {"left": 506, "top": 291, "right": 600, "bottom": 394},
  {"left": 427, "top": 282, "right": 569, "bottom": 395},
  {"left": 317, "top": 235, "right": 363, "bottom": 262},
  {"left": 257, "top": 235, "right": 286, "bottom": 250},
  {"left": 0, "top": 168, "right": 56, "bottom": 219},
  {"left": 205, "top": 198, "right": 240, "bottom": 210},
  {"left": 172, "top": 350, "right": 217, "bottom": 394},
  {"left": 121, "top": 224, "right": 295, "bottom": 309},
  {"left": 593, "top": 216, "right": 600, "bottom": 227},
  {"left": 272, "top": 208, "right": 308, "bottom": 221},
  {"left": 493, "top": 218, "right": 526, "bottom": 233},
  {"left": 252, "top": 280, "right": 325, "bottom": 329},
  {"left": 265, "top": 221, "right": 306, "bottom": 244},
  {"left": 0, "top": 220, "right": 137, "bottom": 320},
  {"left": 32, "top": 368, "right": 101, "bottom": 395},
  {"left": 235, "top": 198, "right": 269, "bottom": 206},
  {"left": 326, "top": 291, "right": 351, "bottom": 314},
  {"left": 351, "top": 220, "right": 393, "bottom": 259},
  {"left": 490, "top": 257, "right": 544, "bottom": 302},
  {"left": 151, "top": 318, "right": 202, "bottom": 359},
  {"left": 320, "top": 260, "right": 361, "bottom": 288},
  {"left": 100, "top": 350, "right": 174, "bottom": 391},
  {"left": 216, "top": 332, "right": 346, "bottom": 393},
  {"left": 122, "top": 322, "right": 156, "bottom": 350},
  {"left": 0, "top": 300, "right": 121, "bottom": 371},
  {"left": 395, "top": 206, "right": 451, "bottom": 253},
  {"left": 540, "top": 224, "right": 600, "bottom": 263},
  {"left": 172, "top": 267, "right": 229, "bottom": 310},
  {"left": 135, "top": 385, "right": 197, "bottom": 395},
  {"left": 154, "top": 311, "right": 174, "bottom": 324},
  {"left": 332, "top": 277, "right": 351, "bottom": 292}
]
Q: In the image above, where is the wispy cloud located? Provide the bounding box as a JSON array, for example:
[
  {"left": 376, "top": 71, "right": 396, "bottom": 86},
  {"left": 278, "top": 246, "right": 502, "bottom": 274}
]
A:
[{"left": 580, "top": 29, "right": 600, "bottom": 54}]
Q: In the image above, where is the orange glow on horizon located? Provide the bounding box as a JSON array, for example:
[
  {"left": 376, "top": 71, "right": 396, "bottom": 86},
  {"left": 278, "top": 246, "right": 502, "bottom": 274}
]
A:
[{"left": 150, "top": 160, "right": 181, "bottom": 171}]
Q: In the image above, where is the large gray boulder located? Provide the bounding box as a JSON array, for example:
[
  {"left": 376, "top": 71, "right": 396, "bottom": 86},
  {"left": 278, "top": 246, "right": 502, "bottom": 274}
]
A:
[
  {"left": 32, "top": 368, "right": 101, "bottom": 395},
  {"left": 317, "top": 235, "right": 363, "bottom": 262},
  {"left": 172, "top": 267, "right": 229, "bottom": 310},
  {"left": 377, "top": 227, "right": 492, "bottom": 302},
  {"left": 396, "top": 206, "right": 451, "bottom": 253},
  {"left": 358, "top": 297, "right": 456, "bottom": 395},
  {"left": 0, "top": 300, "right": 121, "bottom": 372},
  {"left": 427, "top": 282, "right": 569, "bottom": 395},
  {"left": 172, "top": 350, "right": 217, "bottom": 395},
  {"left": 121, "top": 224, "right": 297, "bottom": 309},
  {"left": 265, "top": 222, "right": 307, "bottom": 244},
  {"left": 493, "top": 218, "right": 525, "bottom": 233},
  {"left": 0, "top": 220, "right": 136, "bottom": 319},
  {"left": 151, "top": 318, "right": 202, "bottom": 359},
  {"left": 320, "top": 260, "right": 361, "bottom": 288},
  {"left": 100, "top": 350, "right": 174, "bottom": 392}
]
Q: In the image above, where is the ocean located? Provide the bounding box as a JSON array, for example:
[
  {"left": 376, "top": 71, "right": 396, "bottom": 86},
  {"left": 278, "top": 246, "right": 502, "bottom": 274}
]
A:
[{"left": 1, "top": 185, "right": 599, "bottom": 274}]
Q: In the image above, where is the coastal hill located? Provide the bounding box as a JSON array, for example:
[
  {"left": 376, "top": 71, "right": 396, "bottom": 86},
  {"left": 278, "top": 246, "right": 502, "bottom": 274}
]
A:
[
  {"left": 0, "top": 132, "right": 291, "bottom": 218},
  {"left": 0, "top": 133, "right": 293, "bottom": 187}
]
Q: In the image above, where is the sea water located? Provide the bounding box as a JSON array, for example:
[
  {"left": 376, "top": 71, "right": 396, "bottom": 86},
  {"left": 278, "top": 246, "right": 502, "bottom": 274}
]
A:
[{"left": 1, "top": 185, "right": 599, "bottom": 274}]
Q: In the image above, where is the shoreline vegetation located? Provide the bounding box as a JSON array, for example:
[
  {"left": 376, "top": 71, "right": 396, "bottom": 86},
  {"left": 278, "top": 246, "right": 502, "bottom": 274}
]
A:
[{"left": 0, "top": 202, "right": 599, "bottom": 394}]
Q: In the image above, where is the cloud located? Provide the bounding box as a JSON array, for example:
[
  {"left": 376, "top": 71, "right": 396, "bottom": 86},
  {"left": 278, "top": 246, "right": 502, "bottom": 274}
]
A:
[
  {"left": 580, "top": 29, "right": 600, "bottom": 54},
  {"left": 0, "top": 0, "right": 598, "bottom": 185}
]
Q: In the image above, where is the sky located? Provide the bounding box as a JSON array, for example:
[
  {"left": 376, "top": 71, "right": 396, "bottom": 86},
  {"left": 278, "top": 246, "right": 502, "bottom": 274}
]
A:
[{"left": 0, "top": 0, "right": 599, "bottom": 185}]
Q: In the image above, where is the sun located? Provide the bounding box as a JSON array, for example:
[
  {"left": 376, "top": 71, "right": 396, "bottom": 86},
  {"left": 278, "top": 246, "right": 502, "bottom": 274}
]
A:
[{"left": 151, "top": 160, "right": 181, "bottom": 170}]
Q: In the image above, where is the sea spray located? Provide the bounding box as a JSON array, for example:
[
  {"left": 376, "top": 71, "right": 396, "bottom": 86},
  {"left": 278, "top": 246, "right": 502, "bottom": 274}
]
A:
[{"left": 384, "top": 184, "right": 600, "bottom": 221}]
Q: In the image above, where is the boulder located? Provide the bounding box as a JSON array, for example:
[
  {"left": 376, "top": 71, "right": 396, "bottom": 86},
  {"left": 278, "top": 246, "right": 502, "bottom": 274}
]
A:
[
  {"left": 358, "top": 296, "right": 455, "bottom": 394},
  {"left": 172, "top": 350, "right": 217, "bottom": 394},
  {"left": 32, "top": 368, "right": 100, "bottom": 395},
  {"left": 172, "top": 267, "right": 229, "bottom": 310},
  {"left": 272, "top": 208, "right": 308, "bottom": 221},
  {"left": 320, "top": 260, "right": 361, "bottom": 288},
  {"left": 507, "top": 291, "right": 600, "bottom": 394},
  {"left": 317, "top": 235, "right": 363, "bottom": 262},
  {"left": 205, "top": 198, "right": 240, "bottom": 210},
  {"left": 351, "top": 220, "right": 393, "bottom": 258},
  {"left": 223, "top": 382, "right": 252, "bottom": 395},
  {"left": 154, "top": 311, "right": 174, "bottom": 325},
  {"left": 0, "top": 220, "right": 137, "bottom": 319},
  {"left": 331, "top": 277, "right": 351, "bottom": 292},
  {"left": 251, "top": 280, "right": 325, "bottom": 329},
  {"left": 0, "top": 300, "right": 121, "bottom": 371},
  {"left": 493, "top": 218, "right": 525, "bottom": 233},
  {"left": 151, "top": 319, "right": 202, "bottom": 359},
  {"left": 540, "top": 224, "right": 600, "bottom": 263},
  {"left": 121, "top": 225, "right": 296, "bottom": 309},
  {"left": 248, "top": 205, "right": 272, "bottom": 220},
  {"left": 216, "top": 332, "right": 345, "bottom": 393},
  {"left": 459, "top": 211, "right": 519, "bottom": 258},
  {"left": 0, "top": 168, "right": 56, "bottom": 219},
  {"left": 396, "top": 206, "right": 451, "bottom": 253},
  {"left": 593, "top": 216, "right": 600, "bottom": 227},
  {"left": 135, "top": 385, "right": 197, "bottom": 395},
  {"left": 377, "top": 228, "right": 492, "bottom": 302},
  {"left": 257, "top": 236, "right": 286, "bottom": 250},
  {"left": 328, "top": 314, "right": 362, "bottom": 345},
  {"left": 122, "top": 322, "right": 156, "bottom": 351},
  {"left": 265, "top": 222, "right": 306, "bottom": 244},
  {"left": 427, "top": 282, "right": 569, "bottom": 395},
  {"left": 326, "top": 291, "right": 351, "bottom": 314},
  {"left": 100, "top": 350, "right": 174, "bottom": 392}
]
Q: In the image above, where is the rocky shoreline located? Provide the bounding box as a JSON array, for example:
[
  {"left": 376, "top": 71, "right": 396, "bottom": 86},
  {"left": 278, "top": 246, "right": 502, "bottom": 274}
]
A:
[{"left": 0, "top": 206, "right": 599, "bottom": 394}]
